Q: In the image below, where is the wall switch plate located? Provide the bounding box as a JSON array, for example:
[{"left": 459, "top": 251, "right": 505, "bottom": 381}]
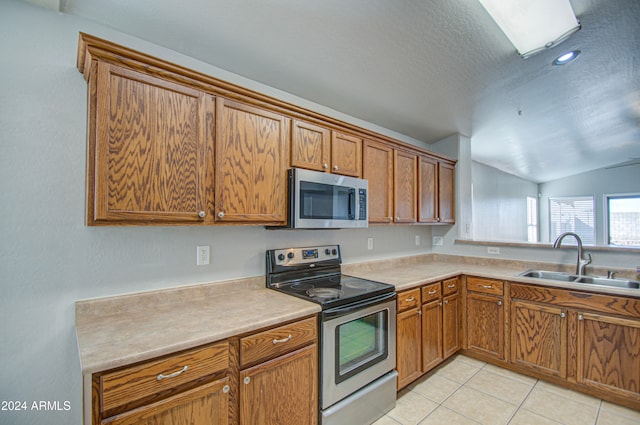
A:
[
  {"left": 433, "top": 236, "right": 444, "bottom": 246},
  {"left": 197, "top": 245, "right": 210, "bottom": 265},
  {"left": 415, "top": 235, "right": 420, "bottom": 246},
  {"left": 367, "top": 238, "right": 374, "bottom": 250},
  {"left": 487, "top": 246, "right": 500, "bottom": 255}
]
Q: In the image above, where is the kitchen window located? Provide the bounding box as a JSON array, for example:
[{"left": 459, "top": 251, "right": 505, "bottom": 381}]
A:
[
  {"left": 549, "top": 196, "right": 595, "bottom": 245},
  {"left": 606, "top": 194, "right": 640, "bottom": 247},
  {"left": 527, "top": 196, "right": 538, "bottom": 242}
]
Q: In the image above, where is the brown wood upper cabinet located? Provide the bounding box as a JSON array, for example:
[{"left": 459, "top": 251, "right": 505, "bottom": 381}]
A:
[
  {"left": 362, "top": 140, "right": 394, "bottom": 223},
  {"left": 393, "top": 150, "right": 418, "bottom": 223},
  {"left": 291, "top": 120, "right": 362, "bottom": 177},
  {"left": 215, "top": 98, "right": 289, "bottom": 225},
  {"left": 418, "top": 156, "right": 455, "bottom": 224},
  {"left": 87, "top": 62, "right": 216, "bottom": 225}
]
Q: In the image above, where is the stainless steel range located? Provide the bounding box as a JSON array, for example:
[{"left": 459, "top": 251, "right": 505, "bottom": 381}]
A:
[{"left": 266, "top": 245, "right": 397, "bottom": 425}]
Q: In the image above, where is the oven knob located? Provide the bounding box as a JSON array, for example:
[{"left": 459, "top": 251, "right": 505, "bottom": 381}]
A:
[
  {"left": 325, "top": 249, "right": 331, "bottom": 255},
  {"left": 287, "top": 252, "right": 295, "bottom": 259},
  {"left": 332, "top": 249, "right": 337, "bottom": 255},
  {"left": 277, "top": 253, "right": 285, "bottom": 261}
]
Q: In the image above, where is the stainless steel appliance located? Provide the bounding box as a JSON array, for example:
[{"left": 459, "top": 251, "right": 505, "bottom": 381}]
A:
[
  {"left": 266, "top": 245, "right": 397, "bottom": 425},
  {"left": 273, "top": 168, "right": 369, "bottom": 229}
]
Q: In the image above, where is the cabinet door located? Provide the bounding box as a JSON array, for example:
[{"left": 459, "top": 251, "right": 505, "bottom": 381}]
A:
[
  {"left": 418, "top": 156, "right": 438, "bottom": 223},
  {"left": 422, "top": 299, "right": 443, "bottom": 372},
  {"left": 240, "top": 345, "right": 317, "bottom": 425},
  {"left": 106, "top": 377, "right": 229, "bottom": 425},
  {"left": 363, "top": 141, "right": 394, "bottom": 223},
  {"left": 438, "top": 162, "right": 455, "bottom": 224},
  {"left": 466, "top": 293, "right": 505, "bottom": 361},
  {"left": 397, "top": 308, "right": 422, "bottom": 389},
  {"left": 576, "top": 312, "right": 640, "bottom": 402},
  {"left": 291, "top": 120, "right": 330, "bottom": 172},
  {"left": 443, "top": 292, "right": 460, "bottom": 358},
  {"left": 330, "top": 131, "right": 362, "bottom": 177},
  {"left": 215, "top": 98, "right": 289, "bottom": 224},
  {"left": 393, "top": 150, "right": 418, "bottom": 223},
  {"left": 511, "top": 300, "right": 567, "bottom": 378},
  {"left": 91, "top": 62, "right": 215, "bottom": 224}
]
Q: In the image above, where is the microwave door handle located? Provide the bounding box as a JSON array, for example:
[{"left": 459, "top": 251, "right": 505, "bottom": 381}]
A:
[{"left": 348, "top": 189, "right": 355, "bottom": 219}]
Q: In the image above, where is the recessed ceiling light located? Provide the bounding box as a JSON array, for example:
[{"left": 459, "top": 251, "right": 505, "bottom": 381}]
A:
[{"left": 553, "top": 50, "right": 581, "bottom": 65}]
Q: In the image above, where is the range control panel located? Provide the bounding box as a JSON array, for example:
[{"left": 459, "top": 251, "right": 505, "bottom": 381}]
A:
[{"left": 272, "top": 245, "right": 341, "bottom": 267}]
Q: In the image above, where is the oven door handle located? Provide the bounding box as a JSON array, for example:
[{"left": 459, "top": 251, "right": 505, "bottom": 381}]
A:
[{"left": 322, "top": 292, "right": 396, "bottom": 320}]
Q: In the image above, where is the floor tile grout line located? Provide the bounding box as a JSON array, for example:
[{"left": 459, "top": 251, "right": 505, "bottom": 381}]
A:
[{"left": 592, "top": 400, "right": 603, "bottom": 425}]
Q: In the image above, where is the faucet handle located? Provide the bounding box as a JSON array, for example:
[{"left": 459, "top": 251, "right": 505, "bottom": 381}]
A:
[{"left": 607, "top": 270, "right": 617, "bottom": 279}]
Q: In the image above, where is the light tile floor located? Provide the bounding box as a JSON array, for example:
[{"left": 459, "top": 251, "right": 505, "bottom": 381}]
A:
[{"left": 373, "top": 355, "right": 640, "bottom": 425}]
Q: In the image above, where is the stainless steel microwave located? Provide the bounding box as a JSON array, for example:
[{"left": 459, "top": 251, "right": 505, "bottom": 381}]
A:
[{"left": 275, "top": 168, "right": 368, "bottom": 229}]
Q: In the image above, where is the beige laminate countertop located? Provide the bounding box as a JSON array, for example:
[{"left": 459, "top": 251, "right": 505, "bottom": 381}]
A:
[
  {"left": 75, "top": 276, "right": 320, "bottom": 374},
  {"left": 76, "top": 254, "right": 639, "bottom": 375}
]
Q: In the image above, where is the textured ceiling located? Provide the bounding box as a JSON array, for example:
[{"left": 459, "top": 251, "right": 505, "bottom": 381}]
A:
[{"left": 57, "top": 0, "right": 640, "bottom": 182}]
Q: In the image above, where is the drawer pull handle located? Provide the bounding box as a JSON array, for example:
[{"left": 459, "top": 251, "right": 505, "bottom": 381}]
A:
[
  {"left": 157, "top": 365, "right": 188, "bottom": 381},
  {"left": 405, "top": 296, "right": 416, "bottom": 302},
  {"left": 428, "top": 290, "right": 437, "bottom": 295},
  {"left": 272, "top": 334, "right": 292, "bottom": 345},
  {"left": 447, "top": 284, "right": 456, "bottom": 289},
  {"left": 480, "top": 284, "right": 493, "bottom": 289}
]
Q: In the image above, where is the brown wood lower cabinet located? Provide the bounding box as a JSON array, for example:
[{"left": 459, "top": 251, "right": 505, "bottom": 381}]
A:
[
  {"left": 90, "top": 317, "right": 318, "bottom": 425},
  {"left": 240, "top": 345, "right": 317, "bottom": 425},
  {"left": 576, "top": 311, "right": 640, "bottom": 403},
  {"left": 397, "top": 278, "right": 460, "bottom": 389},
  {"left": 510, "top": 300, "right": 567, "bottom": 379},
  {"left": 465, "top": 277, "right": 505, "bottom": 362}
]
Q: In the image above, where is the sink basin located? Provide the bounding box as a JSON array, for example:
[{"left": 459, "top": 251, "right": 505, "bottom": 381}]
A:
[
  {"left": 573, "top": 276, "right": 639, "bottom": 289},
  {"left": 519, "top": 270, "right": 578, "bottom": 282},
  {"left": 519, "top": 270, "right": 639, "bottom": 289}
]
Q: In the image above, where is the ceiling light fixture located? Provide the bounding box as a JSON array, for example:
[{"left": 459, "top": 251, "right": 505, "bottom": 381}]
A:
[
  {"left": 553, "top": 50, "right": 581, "bottom": 65},
  {"left": 478, "top": 0, "right": 581, "bottom": 59}
]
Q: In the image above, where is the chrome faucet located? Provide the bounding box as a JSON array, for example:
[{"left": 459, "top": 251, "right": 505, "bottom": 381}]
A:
[{"left": 553, "top": 232, "right": 592, "bottom": 276}]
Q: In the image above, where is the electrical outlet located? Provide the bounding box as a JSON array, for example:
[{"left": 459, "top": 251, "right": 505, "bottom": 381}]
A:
[
  {"left": 197, "top": 245, "right": 210, "bottom": 265},
  {"left": 415, "top": 235, "right": 420, "bottom": 246},
  {"left": 433, "top": 236, "right": 444, "bottom": 246},
  {"left": 367, "top": 238, "right": 374, "bottom": 250},
  {"left": 487, "top": 246, "right": 500, "bottom": 255}
]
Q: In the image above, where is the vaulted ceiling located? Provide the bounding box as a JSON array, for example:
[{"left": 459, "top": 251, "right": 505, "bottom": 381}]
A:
[{"left": 39, "top": 0, "right": 640, "bottom": 182}]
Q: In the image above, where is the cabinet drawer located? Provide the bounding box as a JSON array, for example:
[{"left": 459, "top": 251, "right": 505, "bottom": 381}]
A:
[
  {"left": 100, "top": 340, "right": 229, "bottom": 415},
  {"left": 240, "top": 317, "right": 317, "bottom": 368},
  {"left": 467, "top": 277, "right": 504, "bottom": 296},
  {"left": 443, "top": 278, "right": 460, "bottom": 296},
  {"left": 422, "top": 283, "right": 441, "bottom": 303},
  {"left": 397, "top": 288, "right": 421, "bottom": 312}
]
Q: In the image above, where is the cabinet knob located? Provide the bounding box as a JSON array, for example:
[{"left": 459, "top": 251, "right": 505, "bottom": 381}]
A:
[
  {"left": 218, "top": 211, "right": 225, "bottom": 219},
  {"left": 497, "top": 301, "right": 503, "bottom": 306},
  {"left": 560, "top": 312, "right": 566, "bottom": 318},
  {"left": 198, "top": 211, "right": 206, "bottom": 218},
  {"left": 578, "top": 314, "right": 584, "bottom": 321},
  {"left": 323, "top": 163, "right": 328, "bottom": 170},
  {"left": 444, "top": 300, "right": 449, "bottom": 305},
  {"left": 333, "top": 165, "right": 339, "bottom": 171},
  {"left": 396, "top": 217, "right": 400, "bottom": 221},
  {"left": 243, "top": 377, "right": 251, "bottom": 385},
  {"left": 222, "top": 385, "right": 230, "bottom": 393}
]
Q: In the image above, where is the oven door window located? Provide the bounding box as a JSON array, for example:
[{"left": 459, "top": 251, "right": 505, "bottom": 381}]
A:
[
  {"left": 299, "top": 181, "right": 355, "bottom": 220},
  {"left": 335, "top": 309, "right": 388, "bottom": 384}
]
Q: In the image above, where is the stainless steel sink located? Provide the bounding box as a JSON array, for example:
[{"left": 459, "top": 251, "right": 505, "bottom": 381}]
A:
[
  {"left": 519, "top": 270, "right": 578, "bottom": 282},
  {"left": 573, "top": 276, "right": 639, "bottom": 289},
  {"left": 519, "top": 270, "right": 639, "bottom": 289}
]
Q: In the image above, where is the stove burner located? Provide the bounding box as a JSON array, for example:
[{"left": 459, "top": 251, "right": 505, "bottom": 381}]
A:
[
  {"left": 343, "top": 280, "right": 377, "bottom": 290},
  {"left": 307, "top": 287, "right": 341, "bottom": 299},
  {"left": 290, "top": 282, "right": 315, "bottom": 291}
]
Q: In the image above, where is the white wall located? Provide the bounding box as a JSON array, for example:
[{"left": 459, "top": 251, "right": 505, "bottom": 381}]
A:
[
  {"left": 539, "top": 164, "right": 640, "bottom": 244},
  {"left": 0, "top": 2, "right": 433, "bottom": 424},
  {"left": 472, "top": 161, "right": 539, "bottom": 242}
]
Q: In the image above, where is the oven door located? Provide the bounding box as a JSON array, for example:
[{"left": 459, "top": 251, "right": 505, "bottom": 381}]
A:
[{"left": 320, "top": 292, "right": 396, "bottom": 409}]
